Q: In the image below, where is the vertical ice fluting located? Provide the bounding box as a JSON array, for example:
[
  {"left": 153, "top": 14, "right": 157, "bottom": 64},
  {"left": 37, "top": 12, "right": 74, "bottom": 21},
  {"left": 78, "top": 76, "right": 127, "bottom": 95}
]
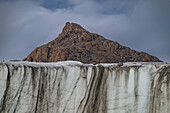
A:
[{"left": 0, "top": 61, "right": 169, "bottom": 113}]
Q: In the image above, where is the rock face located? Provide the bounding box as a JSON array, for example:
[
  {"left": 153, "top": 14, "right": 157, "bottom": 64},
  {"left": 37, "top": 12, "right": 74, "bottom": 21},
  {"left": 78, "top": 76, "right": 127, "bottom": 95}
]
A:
[
  {"left": 0, "top": 61, "right": 170, "bottom": 113},
  {"left": 23, "top": 22, "right": 161, "bottom": 63}
]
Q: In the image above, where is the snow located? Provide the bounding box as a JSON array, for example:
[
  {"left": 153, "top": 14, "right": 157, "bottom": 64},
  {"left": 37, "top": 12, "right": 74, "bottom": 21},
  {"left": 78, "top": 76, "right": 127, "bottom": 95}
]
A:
[{"left": 0, "top": 60, "right": 169, "bottom": 68}]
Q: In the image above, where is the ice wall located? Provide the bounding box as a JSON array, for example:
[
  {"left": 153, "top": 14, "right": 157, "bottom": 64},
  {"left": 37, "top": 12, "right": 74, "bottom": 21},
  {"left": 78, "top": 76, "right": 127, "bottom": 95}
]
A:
[{"left": 0, "top": 61, "right": 169, "bottom": 113}]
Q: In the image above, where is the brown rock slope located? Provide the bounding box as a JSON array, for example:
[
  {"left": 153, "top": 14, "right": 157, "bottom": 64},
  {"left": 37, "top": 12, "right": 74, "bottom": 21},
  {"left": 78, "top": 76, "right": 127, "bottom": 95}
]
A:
[{"left": 23, "top": 22, "right": 162, "bottom": 63}]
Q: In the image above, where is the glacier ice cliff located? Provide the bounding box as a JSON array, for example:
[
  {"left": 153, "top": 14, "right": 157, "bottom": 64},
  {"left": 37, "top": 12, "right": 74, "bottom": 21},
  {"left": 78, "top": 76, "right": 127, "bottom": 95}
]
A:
[{"left": 0, "top": 61, "right": 170, "bottom": 113}]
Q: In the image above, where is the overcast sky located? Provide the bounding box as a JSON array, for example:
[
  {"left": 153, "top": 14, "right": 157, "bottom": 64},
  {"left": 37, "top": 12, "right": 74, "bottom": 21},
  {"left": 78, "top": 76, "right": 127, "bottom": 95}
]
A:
[{"left": 0, "top": 0, "right": 169, "bottom": 62}]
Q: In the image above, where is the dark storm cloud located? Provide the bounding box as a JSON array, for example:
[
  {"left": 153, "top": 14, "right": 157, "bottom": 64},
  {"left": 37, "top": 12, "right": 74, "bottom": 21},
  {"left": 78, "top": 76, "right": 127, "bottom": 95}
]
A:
[
  {"left": 40, "top": 0, "right": 72, "bottom": 10},
  {"left": 0, "top": 0, "right": 169, "bottom": 61}
]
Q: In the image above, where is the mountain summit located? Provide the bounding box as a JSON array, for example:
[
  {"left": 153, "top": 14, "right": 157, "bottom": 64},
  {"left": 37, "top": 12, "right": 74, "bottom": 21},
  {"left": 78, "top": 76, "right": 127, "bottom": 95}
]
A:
[{"left": 23, "top": 22, "right": 162, "bottom": 63}]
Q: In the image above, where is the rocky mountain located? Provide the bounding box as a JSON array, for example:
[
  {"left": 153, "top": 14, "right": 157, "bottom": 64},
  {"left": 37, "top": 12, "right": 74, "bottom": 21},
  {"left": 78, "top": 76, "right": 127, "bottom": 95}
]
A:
[{"left": 23, "top": 22, "right": 162, "bottom": 63}]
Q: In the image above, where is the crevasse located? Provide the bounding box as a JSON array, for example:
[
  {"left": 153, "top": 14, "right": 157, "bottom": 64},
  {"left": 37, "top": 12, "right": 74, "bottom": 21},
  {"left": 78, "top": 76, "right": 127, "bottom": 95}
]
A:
[{"left": 0, "top": 61, "right": 169, "bottom": 113}]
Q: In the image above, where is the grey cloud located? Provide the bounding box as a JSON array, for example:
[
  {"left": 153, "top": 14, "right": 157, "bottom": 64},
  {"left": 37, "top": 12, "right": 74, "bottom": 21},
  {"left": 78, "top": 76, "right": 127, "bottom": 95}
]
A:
[{"left": 0, "top": 0, "right": 169, "bottom": 62}]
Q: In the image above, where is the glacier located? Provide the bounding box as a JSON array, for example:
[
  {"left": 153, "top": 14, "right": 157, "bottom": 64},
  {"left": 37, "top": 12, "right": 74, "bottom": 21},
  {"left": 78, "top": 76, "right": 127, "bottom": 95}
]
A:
[{"left": 0, "top": 61, "right": 170, "bottom": 113}]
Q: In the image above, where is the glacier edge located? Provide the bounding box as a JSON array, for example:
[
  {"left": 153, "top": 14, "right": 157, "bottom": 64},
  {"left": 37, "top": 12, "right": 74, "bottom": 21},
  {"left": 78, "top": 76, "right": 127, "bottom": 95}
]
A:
[{"left": 0, "top": 61, "right": 170, "bottom": 113}]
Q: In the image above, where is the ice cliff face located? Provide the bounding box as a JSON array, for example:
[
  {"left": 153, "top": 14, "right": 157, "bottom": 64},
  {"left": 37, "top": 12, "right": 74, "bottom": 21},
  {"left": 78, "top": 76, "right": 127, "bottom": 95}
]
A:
[{"left": 0, "top": 61, "right": 169, "bottom": 113}]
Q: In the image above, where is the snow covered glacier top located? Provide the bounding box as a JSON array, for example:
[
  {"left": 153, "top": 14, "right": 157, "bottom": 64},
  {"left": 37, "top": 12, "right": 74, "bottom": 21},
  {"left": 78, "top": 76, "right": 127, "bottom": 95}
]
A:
[
  {"left": 0, "top": 60, "right": 169, "bottom": 67},
  {"left": 0, "top": 61, "right": 170, "bottom": 113}
]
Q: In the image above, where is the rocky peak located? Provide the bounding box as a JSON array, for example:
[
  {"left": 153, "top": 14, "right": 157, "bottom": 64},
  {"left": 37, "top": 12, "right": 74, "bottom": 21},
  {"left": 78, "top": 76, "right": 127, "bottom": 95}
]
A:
[
  {"left": 62, "top": 22, "right": 87, "bottom": 34},
  {"left": 23, "top": 22, "right": 162, "bottom": 63}
]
